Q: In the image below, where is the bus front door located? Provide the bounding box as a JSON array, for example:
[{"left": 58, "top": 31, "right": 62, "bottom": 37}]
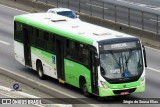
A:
[
  {"left": 56, "top": 39, "right": 65, "bottom": 83},
  {"left": 91, "top": 52, "right": 99, "bottom": 95},
  {"left": 23, "top": 28, "right": 32, "bottom": 67}
]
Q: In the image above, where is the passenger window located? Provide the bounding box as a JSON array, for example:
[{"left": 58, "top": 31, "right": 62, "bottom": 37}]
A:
[
  {"left": 82, "top": 48, "right": 89, "bottom": 66},
  {"left": 35, "top": 30, "right": 45, "bottom": 49},
  {"left": 14, "top": 22, "right": 23, "bottom": 42},
  {"left": 66, "top": 39, "right": 89, "bottom": 66},
  {"left": 66, "top": 40, "right": 76, "bottom": 59},
  {"left": 16, "top": 22, "right": 22, "bottom": 31},
  {"left": 47, "top": 33, "right": 55, "bottom": 53}
]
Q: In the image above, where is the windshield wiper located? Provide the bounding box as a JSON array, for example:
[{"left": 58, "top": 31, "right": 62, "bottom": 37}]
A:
[
  {"left": 110, "top": 51, "right": 121, "bottom": 69},
  {"left": 124, "top": 49, "right": 132, "bottom": 67}
]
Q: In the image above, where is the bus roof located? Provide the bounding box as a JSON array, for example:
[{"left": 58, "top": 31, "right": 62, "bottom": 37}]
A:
[{"left": 15, "top": 13, "right": 138, "bottom": 45}]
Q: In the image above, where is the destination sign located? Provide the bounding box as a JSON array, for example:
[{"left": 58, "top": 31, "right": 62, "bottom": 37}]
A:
[{"left": 100, "top": 41, "right": 140, "bottom": 51}]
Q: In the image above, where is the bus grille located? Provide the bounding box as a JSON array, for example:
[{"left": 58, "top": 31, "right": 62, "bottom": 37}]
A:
[{"left": 113, "top": 88, "right": 136, "bottom": 95}]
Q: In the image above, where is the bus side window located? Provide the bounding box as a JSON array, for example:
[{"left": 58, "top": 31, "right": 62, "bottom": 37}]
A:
[
  {"left": 66, "top": 39, "right": 73, "bottom": 59},
  {"left": 43, "top": 32, "right": 48, "bottom": 49},
  {"left": 77, "top": 44, "right": 83, "bottom": 62},
  {"left": 78, "top": 47, "right": 89, "bottom": 66},
  {"left": 46, "top": 33, "right": 55, "bottom": 53},
  {"left": 35, "top": 29, "right": 39, "bottom": 48},
  {"left": 82, "top": 48, "right": 89, "bottom": 66},
  {"left": 14, "top": 21, "right": 23, "bottom": 42},
  {"left": 65, "top": 39, "right": 89, "bottom": 66},
  {"left": 36, "top": 30, "right": 46, "bottom": 49},
  {"left": 32, "top": 28, "right": 37, "bottom": 46}
]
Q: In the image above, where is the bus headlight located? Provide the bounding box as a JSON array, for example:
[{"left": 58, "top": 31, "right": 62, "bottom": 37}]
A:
[
  {"left": 100, "top": 81, "right": 108, "bottom": 89},
  {"left": 140, "top": 76, "right": 145, "bottom": 85}
]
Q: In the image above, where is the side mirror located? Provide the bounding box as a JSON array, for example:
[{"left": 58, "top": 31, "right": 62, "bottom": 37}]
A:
[
  {"left": 76, "top": 15, "right": 80, "bottom": 18},
  {"left": 95, "top": 53, "right": 100, "bottom": 66},
  {"left": 142, "top": 45, "right": 147, "bottom": 67}
]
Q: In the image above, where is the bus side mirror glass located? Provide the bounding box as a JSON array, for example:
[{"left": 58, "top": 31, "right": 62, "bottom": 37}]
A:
[
  {"left": 96, "top": 57, "right": 100, "bottom": 66},
  {"left": 76, "top": 15, "right": 79, "bottom": 18},
  {"left": 95, "top": 53, "right": 100, "bottom": 66},
  {"left": 142, "top": 45, "right": 147, "bottom": 67}
]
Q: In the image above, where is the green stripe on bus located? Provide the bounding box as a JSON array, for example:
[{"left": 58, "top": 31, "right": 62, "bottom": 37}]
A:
[
  {"left": 64, "top": 59, "right": 92, "bottom": 93},
  {"left": 31, "top": 47, "right": 56, "bottom": 68}
]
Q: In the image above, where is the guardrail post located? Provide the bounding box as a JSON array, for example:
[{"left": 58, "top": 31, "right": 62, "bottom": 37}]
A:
[
  {"left": 103, "top": 2, "right": 105, "bottom": 19},
  {"left": 90, "top": 0, "right": 92, "bottom": 16},
  {"left": 157, "top": 15, "right": 159, "bottom": 34},
  {"left": 45, "top": 0, "right": 47, "bottom": 5},
  {"left": 57, "top": 0, "right": 58, "bottom": 7},
  {"left": 115, "top": 5, "right": 117, "bottom": 23},
  {"left": 141, "top": 11, "right": 144, "bottom": 30},
  {"left": 79, "top": 0, "right": 81, "bottom": 13},
  {"left": 128, "top": 8, "right": 130, "bottom": 27},
  {"left": 68, "top": 0, "right": 69, "bottom": 8}
]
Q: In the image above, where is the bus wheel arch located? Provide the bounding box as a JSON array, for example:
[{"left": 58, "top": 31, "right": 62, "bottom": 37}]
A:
[
  {"left": 79, "top": 76, "right": 90, "bottom": 97},
  {"left": 36, "top": 59, "right": 46, "bottom": 80}
]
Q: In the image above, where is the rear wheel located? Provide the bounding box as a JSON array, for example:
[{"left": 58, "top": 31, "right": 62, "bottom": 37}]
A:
[
  {"left": 37, "top": 62, "right": 46, "bottom": 80},
  {"left": 80, "top": 79, "right": 89, "bottom": 97}
]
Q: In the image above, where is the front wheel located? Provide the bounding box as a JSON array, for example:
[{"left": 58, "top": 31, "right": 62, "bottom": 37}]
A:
[
  {"left": 37, "top": 62, "right": 46, "bottom": 80},
  {"left": 80, "top": 79, "right": 89, "bottom": 97}
]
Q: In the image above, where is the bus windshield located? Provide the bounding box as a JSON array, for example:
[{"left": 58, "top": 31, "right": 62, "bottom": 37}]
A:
[{"left": 100, "top": 49, "right": 143, "bottom": 79}]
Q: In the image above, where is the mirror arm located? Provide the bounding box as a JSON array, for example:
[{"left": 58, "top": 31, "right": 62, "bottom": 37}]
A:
[{"left": 142, "top": 45, "right": 147, "bottom": 67}]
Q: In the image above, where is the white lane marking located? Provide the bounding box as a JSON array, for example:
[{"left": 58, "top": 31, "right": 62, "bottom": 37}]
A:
[
  {"left": 86, "top": 3, "right": 108, "bottom": 9},
  {"left": 116, "top": 0, "right": 160, "bottom": 11},
  {"left": 1, "top": 1, "right": 158, "bottom": 53},
  {"left": 0, "top": 85, "right": 39, "bottom": 98},
  {"left": 0, "top": 40, "right": 10, "bottom": 45},
  {"left": 0, "top": 86, "right": 72, "bottom": 107},
  {"left": 0, "top": 3, "right": 98, "bottom": 106},
  {"left": 147, "top": 67, "right": 160, "bottom": 73},
  {"left": 0, "top": 67, "right": 99, "bottom": 107},
  {"left": 145, "top": 46, "right": 160, "bottom": 52},
  {"left": 150, "top": 19, "right": 160, "bottom": 22},
  {"left": 0, "top": 85, "right": 45, "bottom": 107},
  {"left": 0, "top": 4, "right": 28, "bottom": 13},
  {"left": 1, "top": 2, "right": 160, "bottom": 105}
]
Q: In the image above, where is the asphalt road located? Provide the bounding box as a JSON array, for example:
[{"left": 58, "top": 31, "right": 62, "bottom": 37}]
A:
[
  {"left": 126, "top": 0, "right": 160, "bottom": 7},
  {"left": 0, "top": 4, "right": 160, "bottom": 107}
]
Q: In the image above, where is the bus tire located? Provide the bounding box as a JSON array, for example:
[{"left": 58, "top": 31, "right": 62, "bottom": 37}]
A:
[
  {"left": 37, "top": 62, "right": 46, "bottom": 80},
  {"left": 80, "top": 78, "right": 89, "bottom": 97}
]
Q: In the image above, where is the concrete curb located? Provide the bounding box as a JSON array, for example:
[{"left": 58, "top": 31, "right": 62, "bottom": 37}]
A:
[
  {"left": 0, "top": 85, "right": 39, "bottom": 98},
  {"left": 0, "top": 66, "right": 97, "bottom": 106},
  {"left": 0, "top": 68, "right": 75, "bottom": 106}
]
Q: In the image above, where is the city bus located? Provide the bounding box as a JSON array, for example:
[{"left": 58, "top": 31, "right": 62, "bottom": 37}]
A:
[{"left": 14, "top": 13, "right": 147, "bottom": 97}]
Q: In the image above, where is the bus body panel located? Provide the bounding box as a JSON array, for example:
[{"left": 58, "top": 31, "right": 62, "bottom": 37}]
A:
[
  {"left": 98, "top": 77, "right": 145, "bottom": 97},
  {"left": 31, "top": 47, "right": 58, "bottom": 79},
  {"left": 64, "top": 59, "right": 92, "bottom": 93},
  {"left": 14, "top": 13, "right": 146, "bottom": 97},
  {"left": 14, "top": 41, "right": 25, "bottom": 66},
  {"left": 95, "top": 39, "right": 145, "bottom": 96}
]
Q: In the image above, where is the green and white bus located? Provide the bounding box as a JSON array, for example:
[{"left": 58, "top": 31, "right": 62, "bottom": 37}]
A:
[{"left": 14, "top": 13, "right": 147, "bottom": 97}]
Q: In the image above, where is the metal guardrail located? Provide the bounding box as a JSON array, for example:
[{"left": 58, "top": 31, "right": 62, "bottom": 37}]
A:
[{"left": 34, "top": 0, "right": 160, "bottom": 34}]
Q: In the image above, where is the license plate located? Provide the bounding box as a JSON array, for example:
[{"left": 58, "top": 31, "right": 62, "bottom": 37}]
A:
[{"left": 121, "top": 91, "right": 129, "bottom": 95}]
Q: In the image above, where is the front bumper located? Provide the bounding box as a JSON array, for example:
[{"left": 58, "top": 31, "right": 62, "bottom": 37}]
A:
[{"left": 98, "top": 84, "right": 145, "bottom": 97}]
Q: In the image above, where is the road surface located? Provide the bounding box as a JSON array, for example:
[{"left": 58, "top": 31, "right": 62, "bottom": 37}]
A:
[{"left": 0, "top": 4, "right": 160, "bottom": 107}]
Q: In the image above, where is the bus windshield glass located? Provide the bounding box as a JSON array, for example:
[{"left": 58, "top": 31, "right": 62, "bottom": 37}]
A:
[{"left": 99, "top": 42, "right": 143, "bottom": 79}]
